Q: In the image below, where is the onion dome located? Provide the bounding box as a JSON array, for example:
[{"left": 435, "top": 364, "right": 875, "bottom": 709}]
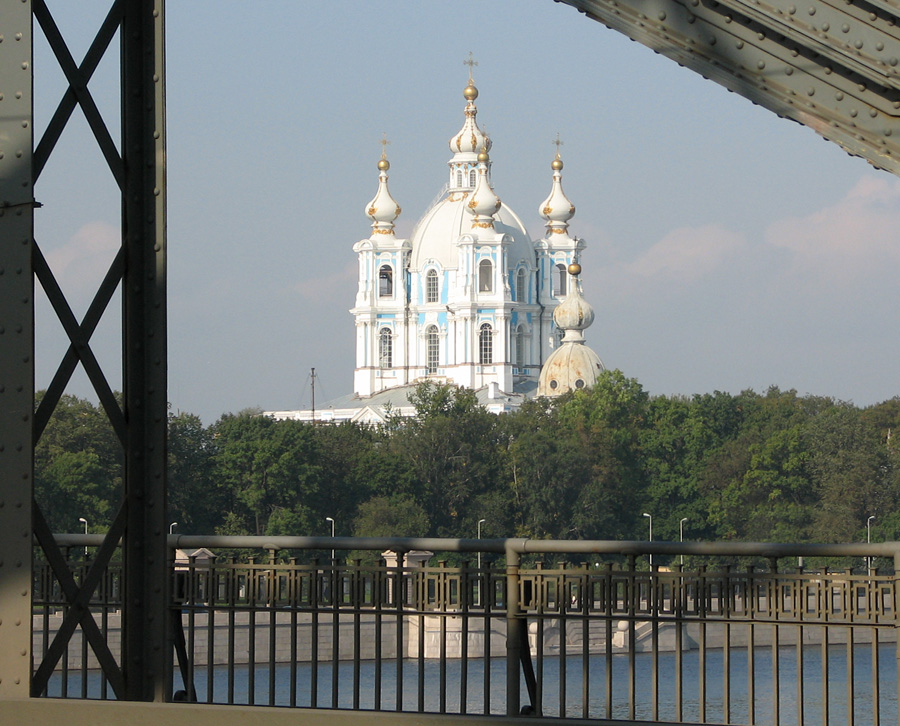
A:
[
  {"left": 538, "top": 264, "right": 604, "bottom": 396},
  {"left": 467, "top": 149, "right": 501, "bottom": 229},
  {"left": 365, "top": 146, "right": 401, "bottom": 235},
  {"left": 539, "top": 149, "right": 576, "bottom": 236},
  {"left": 553, "top": 267, "right": 594, "bottom": 337},
  {"left": 449, "top": 81, "right": 491, "bottom": 158}
]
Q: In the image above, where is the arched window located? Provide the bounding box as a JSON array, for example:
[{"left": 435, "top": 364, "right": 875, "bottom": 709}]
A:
[
  {"left": 555, "top": 263, "right": 567, "bottom": 296},
  {"left": 379, "top": 265, "right": 393, "bottom": 297},
  {"left": 479, "top": 323, "right": 493, "bottom": 365},
  {"left": 426, "top": 269, "right": 439, "bottom": 303},
  {"left": 516, "top": 268, "right": 527, "bottom": 303},
  {"left": 469, "top": 169, "right": 477, "bottom": 187},
  {"left": 379, "top": 328, "right": 392, "bottom": 369},
  {"left": 478, "top": 259, "right": 493, "bottom": 293},
  {"left": 515, "top": 325, "right": 525, "bottom": 369},
  {"left": 456, "top": 170, "right": 463, "bottom": 187},
  {"left": 426, "top": 326, "right": 440, "bottom": 373}
]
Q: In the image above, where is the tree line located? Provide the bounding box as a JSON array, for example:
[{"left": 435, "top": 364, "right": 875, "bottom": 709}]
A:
[{"left": 35, "top": 372, "right": 900, "bottom": 564}]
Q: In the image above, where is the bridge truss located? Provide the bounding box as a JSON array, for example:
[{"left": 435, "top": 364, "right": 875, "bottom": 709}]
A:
[
  {"left": 559, "top": 0, "right": 900, "bottom": 174},
  {"left": 1, "top": 0, "right": 900, "bottom": 723}
]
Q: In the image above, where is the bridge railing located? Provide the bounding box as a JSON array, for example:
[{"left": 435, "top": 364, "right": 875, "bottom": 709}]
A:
[{"left": 33, "top": 536, "right": 900, "bottom": 724}]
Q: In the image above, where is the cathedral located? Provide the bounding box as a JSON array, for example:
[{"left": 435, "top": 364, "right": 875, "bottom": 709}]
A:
[{"left": 269, "top": 73, "right": 604, "bottom": 424}]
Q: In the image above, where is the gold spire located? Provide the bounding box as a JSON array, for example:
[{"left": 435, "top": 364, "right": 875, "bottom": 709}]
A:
[
  {"left": 463, "top": 52, "right": 479, "bottom": 100},
  {"left": 552, "top": 134, "right": 564, "bottom": 170},
  {"left": 378, "top": 133, "right": 390, "bottom": 171}
]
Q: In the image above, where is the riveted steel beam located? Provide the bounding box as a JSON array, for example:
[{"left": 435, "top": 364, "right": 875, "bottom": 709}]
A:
[
  {"left": 558, "top": 0, "right": 900, "bottom": 174},
  {"left": 120, "top": 0, "right": 169, "bottom": 702},
  {"left": 0, "top": 0, "right": 35, "bottom": 699}
]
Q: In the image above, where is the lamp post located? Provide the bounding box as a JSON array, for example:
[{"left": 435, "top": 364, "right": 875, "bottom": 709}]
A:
[
  {"left": 78, "top": 517, "right": 88, "bottom": 559},
  {"left": 477, "top": 518, "right": 486, "bottom": 571},
  {"left": 679, "top": 517, "right": 688, "bottom": 566},
  {"left": 169, "top": 521, "right": 177, "bottom": 535},
  {"left": 643, "top": 513, "right": 653, "bottom": 569},
  {"left": 326, "top": 516, "right": 335, "bottom": 562},
  {"left": 867, "top": 514, "right": 876, "bottom": 571}
]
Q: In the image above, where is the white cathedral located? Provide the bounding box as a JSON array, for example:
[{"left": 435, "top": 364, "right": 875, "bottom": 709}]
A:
[{"left": 269, "top": 75, "right": 604, "bottom": 424}]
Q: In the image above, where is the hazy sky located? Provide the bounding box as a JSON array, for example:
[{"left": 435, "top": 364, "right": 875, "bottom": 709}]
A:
[{"left": 32, "top": 1, "right": 900, "bottom": 423}]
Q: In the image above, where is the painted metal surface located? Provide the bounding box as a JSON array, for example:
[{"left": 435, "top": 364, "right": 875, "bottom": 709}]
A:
[
  {"left": 120, "top": 0, "right": 169, "bottom": 702},
  {"left": 30, "top": 534, "right": 900, "bottom": 723},
  {"left": 0, "top": 0, "right": 34, "bottom": 700},
  {"left": 559, "top": 0, "right": 900, "bottom": 174}
]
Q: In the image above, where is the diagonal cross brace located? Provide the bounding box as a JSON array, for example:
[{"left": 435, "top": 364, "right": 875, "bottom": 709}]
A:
[
  {"left": 32, "top": 243, "right": 126, "bottom": 444},
  {"left": 31, "top": 503, "right": 126, "bottom": 698},
  {"left": 32, "top": 0, "right": 125, "bottom": 188}
]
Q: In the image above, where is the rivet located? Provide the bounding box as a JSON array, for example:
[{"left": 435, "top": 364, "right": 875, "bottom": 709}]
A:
[
  {"left": 788, "top": 4, "right": 796, "bottom": 12},
  {"left": 786, "top": 67, "right": 794, "bottom": 75},
  {"left": 841, "top": 23, "right": 849, "bottom": 32},
  {"left": 658, "top": 10, "right": 666, "bottom": 19},
  {"left": 807, "top": 87, "right": 815, "bottom": 96},
  {"left": 877, "top": 42, "right": 885, "bottom": 51},
  {"left": 808, "top": 6, "right": 816, "bottom": 14},
  {"left": 835, "top": 91, "right": 844, "bottom": 101},
  {"left": 736, "top": 41, "right": 744, "bottom": 49},
  {"left": 822, "top": 22, "right": 830, "bottom": 31},
  {"left": 855, "top": 40, "right": 864, "bottom": 49},
  {"left": 850, "top": 108, "right": 858, "bottom": 116},
  {"left": 758, "top": 60, "right": 766, "bottom": 69},
  {"left": 870, "top": 108, "right": 878, "bottom": 117}
]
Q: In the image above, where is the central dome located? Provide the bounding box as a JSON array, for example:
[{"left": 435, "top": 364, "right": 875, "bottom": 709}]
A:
[{"left": 410, "top": 196, "right": 532, "bottom": 270}]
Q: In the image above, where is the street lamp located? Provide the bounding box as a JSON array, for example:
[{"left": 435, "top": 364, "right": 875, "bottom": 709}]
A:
[
  {"left": 679, "top": 517, "right": 688, "bottom": 566},
  {"left": 867, "top": 514, "right": 876, "bottom": 571},
  {"left": 643, "top": 513, "right": 653, "bottom": 569},
  {"left": 325, "top": 517, "right": 335, "bottom": 562},
  {"left": 477, "top": 518, "right": 486, "bottom": 571},
  {"left": 78, "top": 517, "right": 88, "bottom": 560},
  {"left": 169, "top": 521, "right": 178, "bottom": 535}
]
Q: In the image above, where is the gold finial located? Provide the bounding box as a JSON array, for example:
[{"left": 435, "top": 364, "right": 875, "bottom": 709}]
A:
[
  {"left": 552, "top": 134, "right": 564, "bottom": 170},
  {"left": 378, "top": 133, "right": 390, "bottom": 171},
  {"left": 478, "top": 142, "right": 490, "bottom": 164},
  {"left": 463, "top": 52, "right": 478, "bottom": 83},
  {"left": 463, "top": 52, "right": 479, "bottom": 100},
  {"left": 568, "top": 262, "right": 582, "bottom": 276}
]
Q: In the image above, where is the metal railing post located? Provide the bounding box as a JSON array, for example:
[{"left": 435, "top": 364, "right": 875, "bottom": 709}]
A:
[{"left": 505, "top": 545, "right": 522, "bottom": 716}]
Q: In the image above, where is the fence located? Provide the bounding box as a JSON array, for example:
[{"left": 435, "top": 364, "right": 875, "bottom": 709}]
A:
[{"left": 33, "top": 535, "right": 900, "bottom": 724}]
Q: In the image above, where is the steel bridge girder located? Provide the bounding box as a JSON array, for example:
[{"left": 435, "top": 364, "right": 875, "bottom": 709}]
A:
[{"left": 559, "top": 0, "right": 900, "bottom": 174}]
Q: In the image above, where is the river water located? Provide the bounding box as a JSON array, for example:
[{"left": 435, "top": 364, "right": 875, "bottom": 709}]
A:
[{"left": 52, "top": 643, "right": 897, "bottom": 724}]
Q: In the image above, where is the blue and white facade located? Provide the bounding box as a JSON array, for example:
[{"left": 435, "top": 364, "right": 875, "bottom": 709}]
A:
[{"left": 351, "top": 79, "right": 587, "bottom": 398}]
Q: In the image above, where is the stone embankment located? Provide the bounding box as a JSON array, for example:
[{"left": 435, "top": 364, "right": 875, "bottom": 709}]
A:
[{"left": 36, "top": 612, "right": 895, "bottom": 669}]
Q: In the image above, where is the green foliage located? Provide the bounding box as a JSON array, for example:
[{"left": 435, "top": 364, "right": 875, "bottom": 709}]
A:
[{"left": 33, "top": 377, "right": 900, "bottom": 563}]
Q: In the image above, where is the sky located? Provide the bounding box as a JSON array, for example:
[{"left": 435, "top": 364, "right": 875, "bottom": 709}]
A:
[{"left": 31, "top": 1, "right": 900, "bottom": 424}]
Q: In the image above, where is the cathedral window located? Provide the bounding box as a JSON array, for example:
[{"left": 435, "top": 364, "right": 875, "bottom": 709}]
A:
[
  {"left": 379, "top": 265, "right": 393, "bottom": 297},
  {"left": 555, "top": 263, "right": 567, "bottom": 297},
  {"left": 469, "top": 169, "right": 476, "bottom": 187},
  {"left": 479, "top": 323, "right": 493, "bottom": 365},
  {"left": 478, "top": 259, "right": 493, "bottom": 293},
  {"left": 516, "top": 268, "right": 527, "bottom": 303},
  {"left": 426, "top": 325, "right": 440, "bottom": 373},
  {"left": 515, "top": 325, "right": 525, "bottom": 369},
  {"left": 426, "top": 269, "right": 439, "bottom": 303},
  {"left": 457, "top": 170, "right": 463, "bottom": 187},
  {"left": 379, "top": 328, "right": 392, "bottom": 369}
]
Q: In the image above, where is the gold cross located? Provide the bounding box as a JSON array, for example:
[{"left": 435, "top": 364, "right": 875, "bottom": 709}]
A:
[
  {"left": 380, "top": 132, "right": 390, "bottom": 159},
  {"left": 463, "top": 52, "right": 478, "bottom": 83},
  {"left": 553, "top": 133, "right": 564, "bottom": 157}
]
